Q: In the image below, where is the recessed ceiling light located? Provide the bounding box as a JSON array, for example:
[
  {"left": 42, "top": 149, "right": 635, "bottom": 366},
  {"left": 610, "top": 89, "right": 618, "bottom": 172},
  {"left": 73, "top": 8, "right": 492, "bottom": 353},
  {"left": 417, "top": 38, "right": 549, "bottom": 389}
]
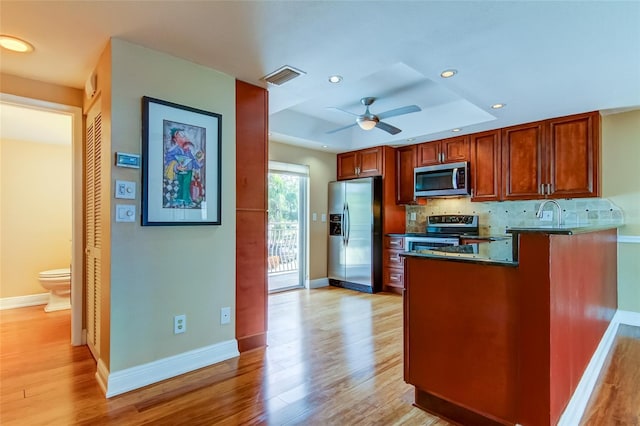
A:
[
  {"left": 328, "top": 75, "right": 343, "bottom": 84},
  {"left": 452, "top": 128, "right": 462, "bottom": 132},
  {"left": 440, "top": 69, "right": 457, "bottom": 78},
  {"left": 491, "top": 103, "right": 506, "bottom": 109},
  {"left": 407, "top": 138, "right": 415, "bottom": 142},
  {"left": 322, "top": 145, "right": 328, "bottom": 148},
  {"left": 0, "top": 35, "right": 34, "bottom": 53}
]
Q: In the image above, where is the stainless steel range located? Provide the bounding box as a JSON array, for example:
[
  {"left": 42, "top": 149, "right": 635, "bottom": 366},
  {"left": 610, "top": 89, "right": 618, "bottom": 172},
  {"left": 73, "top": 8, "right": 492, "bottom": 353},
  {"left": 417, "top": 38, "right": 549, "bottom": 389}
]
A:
[{"left": 404, "top": 215, "right": 479, "bottom": 252}]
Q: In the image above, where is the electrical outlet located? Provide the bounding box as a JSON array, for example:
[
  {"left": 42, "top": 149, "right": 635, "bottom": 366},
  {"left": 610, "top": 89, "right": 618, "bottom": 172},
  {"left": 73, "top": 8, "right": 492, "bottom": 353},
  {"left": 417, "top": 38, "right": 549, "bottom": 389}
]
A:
[
  {"left": 541, "top": 210, "right": 553, "bottom": 221},
  {"left": 410, "top": 212, "right": 417, "bottom": 221},
  {"left": 220, "top": 307, "right": 231, "bottom": 325},
  {"left": 174, "top": 314, "right": 186, "bottom": 334}
]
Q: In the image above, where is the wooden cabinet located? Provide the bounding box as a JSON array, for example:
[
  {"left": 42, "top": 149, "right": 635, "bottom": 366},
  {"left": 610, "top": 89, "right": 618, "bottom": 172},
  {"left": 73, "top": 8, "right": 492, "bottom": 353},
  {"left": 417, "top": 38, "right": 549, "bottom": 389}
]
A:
[
  {"left": 337, "top": 147, "right": 383, "bottom": 180},
  {"left": 502, "top": 121, "right": 546, "bottom": 200},
  {"left": 546, "top": 112, "right": 600, "bottom": 198},
  {"left": 470, "top": 130, "right": 501, "bottom": 201},
  {"left": 502, "top": 111, "right": 600, "bottom": 200},
  {"left": 396, "top": 145, "right": 417, "bottom": 204},
  {"left": 383, "top": 236, "right": 405, "bottom": 293},
  {"left": 417, "top": 136, "right": 470, "bottom": 166}
]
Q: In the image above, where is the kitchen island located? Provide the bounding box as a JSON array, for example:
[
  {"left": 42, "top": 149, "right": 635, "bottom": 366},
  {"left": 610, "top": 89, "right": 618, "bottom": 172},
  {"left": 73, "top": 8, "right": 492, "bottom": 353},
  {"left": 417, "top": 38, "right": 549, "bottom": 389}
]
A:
[{"left": 402, "top": 226, "right": 618, "bottom": 426}]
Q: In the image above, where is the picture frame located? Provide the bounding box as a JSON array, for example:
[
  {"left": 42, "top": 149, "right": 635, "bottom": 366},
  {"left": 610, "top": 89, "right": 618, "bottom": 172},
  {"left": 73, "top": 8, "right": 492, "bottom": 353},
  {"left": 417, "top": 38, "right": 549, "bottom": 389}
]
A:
[{"left": 141, "top": 96, "right": 222, "bottom": 226}]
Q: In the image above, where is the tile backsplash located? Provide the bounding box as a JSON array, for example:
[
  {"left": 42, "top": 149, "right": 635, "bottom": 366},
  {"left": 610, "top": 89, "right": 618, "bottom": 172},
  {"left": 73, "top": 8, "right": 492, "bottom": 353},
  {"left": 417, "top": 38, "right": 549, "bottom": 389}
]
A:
[{"left": 405, "top": 198, "right": 624, "bottom": 235}]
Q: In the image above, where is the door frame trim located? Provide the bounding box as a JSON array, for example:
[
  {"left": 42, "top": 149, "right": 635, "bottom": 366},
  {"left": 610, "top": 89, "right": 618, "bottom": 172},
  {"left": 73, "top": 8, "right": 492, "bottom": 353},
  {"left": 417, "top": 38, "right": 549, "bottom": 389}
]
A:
[{"left": 0, "top": 93, "right": 84, "bottom": 345}]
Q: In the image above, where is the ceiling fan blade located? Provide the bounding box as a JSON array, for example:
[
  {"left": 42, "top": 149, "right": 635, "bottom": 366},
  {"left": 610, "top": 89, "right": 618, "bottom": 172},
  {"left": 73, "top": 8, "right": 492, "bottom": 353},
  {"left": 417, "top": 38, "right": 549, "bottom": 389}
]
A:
[
  {"left": 326, "top": 122, "right": 358, "bottom": 134},
  {"left": 326, "top": 106, "right": 360, "bottom": 117},
  {"left": 377, "top": 105, "right": 421, "bottom": 120},
  {"left": 376, "top": 121, "right": 402, "bottom": 135}
]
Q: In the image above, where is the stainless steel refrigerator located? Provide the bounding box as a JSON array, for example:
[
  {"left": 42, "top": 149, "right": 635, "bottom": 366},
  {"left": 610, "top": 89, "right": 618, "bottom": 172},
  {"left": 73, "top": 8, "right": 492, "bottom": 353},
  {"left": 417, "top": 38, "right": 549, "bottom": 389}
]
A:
[{"left": 328, "top": 176, "right": 382, "bottom": 293}]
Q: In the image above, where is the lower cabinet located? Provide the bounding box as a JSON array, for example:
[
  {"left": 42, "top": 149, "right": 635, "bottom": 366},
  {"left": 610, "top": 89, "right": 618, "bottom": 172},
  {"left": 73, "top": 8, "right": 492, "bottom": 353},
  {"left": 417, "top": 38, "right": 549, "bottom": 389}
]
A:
[{"left": 383, "top": 236, "right": 405, "bottom": 293}]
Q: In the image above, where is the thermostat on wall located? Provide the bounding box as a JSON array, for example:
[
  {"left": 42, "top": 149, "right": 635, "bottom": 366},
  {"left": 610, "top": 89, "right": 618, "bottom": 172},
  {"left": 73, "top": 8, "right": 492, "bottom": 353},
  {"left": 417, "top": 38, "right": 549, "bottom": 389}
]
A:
[{"left": 115, "top": 152, "right": 141, "bottom": 169}]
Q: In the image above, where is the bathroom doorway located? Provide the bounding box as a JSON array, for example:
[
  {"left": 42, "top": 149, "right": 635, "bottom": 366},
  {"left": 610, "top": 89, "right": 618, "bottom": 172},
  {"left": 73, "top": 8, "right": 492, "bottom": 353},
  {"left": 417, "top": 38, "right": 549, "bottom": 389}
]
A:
[{"left": 0, "top": 93, "right": 84, "bottom": 345}]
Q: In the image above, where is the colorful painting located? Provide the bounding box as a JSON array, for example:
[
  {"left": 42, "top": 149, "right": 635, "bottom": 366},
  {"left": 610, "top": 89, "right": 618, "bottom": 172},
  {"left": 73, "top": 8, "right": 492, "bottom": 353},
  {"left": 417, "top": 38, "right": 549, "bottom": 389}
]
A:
[
  {"left": 162, "top": 120, "right": 206, "bottom": 209},
  {"left": 141, "top": 96, "right": 221, "bottom": 226}
]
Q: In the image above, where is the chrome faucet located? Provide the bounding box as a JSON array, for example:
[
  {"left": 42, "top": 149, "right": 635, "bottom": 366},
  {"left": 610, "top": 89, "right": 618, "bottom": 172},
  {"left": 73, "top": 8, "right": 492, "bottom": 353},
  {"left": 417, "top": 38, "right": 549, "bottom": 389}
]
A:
[{"left": 536, "top": 199, "right": 563, "bottom": 227}]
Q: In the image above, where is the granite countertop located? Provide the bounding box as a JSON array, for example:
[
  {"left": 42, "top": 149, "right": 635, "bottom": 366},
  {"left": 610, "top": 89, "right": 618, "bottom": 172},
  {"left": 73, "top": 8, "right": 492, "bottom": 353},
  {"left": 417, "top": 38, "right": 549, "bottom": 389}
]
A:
[
  {"left": 386, "top": 233, "right": 511, "bottom": 240},
  {"left": 400, "top": 238, "right": 517, "bottom": 266},
  {"left": 505, "top": 224, "right": 621, "bottom": 235}
]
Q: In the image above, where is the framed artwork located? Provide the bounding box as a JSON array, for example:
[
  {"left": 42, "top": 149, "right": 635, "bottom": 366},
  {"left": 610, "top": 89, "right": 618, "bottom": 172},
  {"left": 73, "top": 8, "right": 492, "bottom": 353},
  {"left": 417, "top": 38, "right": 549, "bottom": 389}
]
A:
[{"left": 141, "top": 96, "right": 222, "bottom": 226}]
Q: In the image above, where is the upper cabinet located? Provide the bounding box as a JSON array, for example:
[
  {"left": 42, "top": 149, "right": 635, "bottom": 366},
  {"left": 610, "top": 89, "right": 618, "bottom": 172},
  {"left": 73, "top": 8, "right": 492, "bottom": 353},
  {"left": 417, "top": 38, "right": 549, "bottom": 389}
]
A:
[
  {"left": 502, "top": 111, "right": 600, "bottom": 200},
  {"left": 337, "top": 146, "right": 383, "bottom": 180},
  {"left": 501, "top": 122, "right": 546, "bottom": 200},
  {"left": 470, "top": 130, "right": 502, "bottom": 202},
  {"left": 546, "top": 112, "right": 600, "bottom": 198},
  {"left": 417, "top": 136, "right": 470, "bottom": 166},
  {"left": 396, "top": 145, "right": 417, "bottom": 204}
]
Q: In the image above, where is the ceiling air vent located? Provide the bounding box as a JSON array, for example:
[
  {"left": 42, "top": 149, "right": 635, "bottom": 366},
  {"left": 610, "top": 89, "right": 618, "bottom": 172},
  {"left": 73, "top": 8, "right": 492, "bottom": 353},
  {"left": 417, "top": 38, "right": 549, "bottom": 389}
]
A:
[{"left": 262, "top": 65, "right": 306, "bottom": 86}]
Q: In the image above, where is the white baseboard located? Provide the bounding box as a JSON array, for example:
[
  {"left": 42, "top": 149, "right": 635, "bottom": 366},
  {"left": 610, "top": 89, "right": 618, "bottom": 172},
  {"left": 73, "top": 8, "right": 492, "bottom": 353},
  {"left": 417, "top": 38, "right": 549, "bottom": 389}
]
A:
[
  {"left": 0, "top": 293, "right": 48, "bottom": 310},
  {"left": 618, "top": 235, "right": 640, "bottom": 244},
  {"left": 104, "top": 339, "right": 239, "bottom": 398},
  {"left": 307, "top": 277, "right": 329, "bottom": 289},
  {"left": 616, "top": 309, "right": 640, "bottom": 327},
  {"left": 558, "top": 309, "right": 640, "bottom": 425}
]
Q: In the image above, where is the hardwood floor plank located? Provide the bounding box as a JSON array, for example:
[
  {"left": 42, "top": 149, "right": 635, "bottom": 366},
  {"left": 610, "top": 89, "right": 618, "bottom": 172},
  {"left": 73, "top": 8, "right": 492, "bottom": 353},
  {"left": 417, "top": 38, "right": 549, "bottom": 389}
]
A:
[
  {"left": 0, "top": 289, "right": 446, "bottom": 425},
  {"left": 5, "top": 288, "right": 635, "bottom": 425},
  {"left": 580, "top": 324, "right": 640, "bottom": 426}
]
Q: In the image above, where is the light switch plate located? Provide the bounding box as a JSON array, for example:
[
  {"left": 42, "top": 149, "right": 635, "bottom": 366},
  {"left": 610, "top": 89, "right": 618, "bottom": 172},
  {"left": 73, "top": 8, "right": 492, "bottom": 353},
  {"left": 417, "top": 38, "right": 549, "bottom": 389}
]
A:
[
  {"left": 115, "top": 180, "right": 136, "bottom": 199},
  {"left": 116, "top": 204, "right": 136, "bottom": 222},
  {"left": 321, "top": 213, "right": 327, "bottom": 223}
]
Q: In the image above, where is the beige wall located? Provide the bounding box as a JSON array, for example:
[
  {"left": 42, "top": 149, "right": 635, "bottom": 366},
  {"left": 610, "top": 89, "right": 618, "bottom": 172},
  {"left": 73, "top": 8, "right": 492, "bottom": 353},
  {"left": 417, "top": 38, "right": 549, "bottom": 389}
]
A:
[
  {"left": 601, "top": 109, "right": 640, "bottom": 312},
  {"left": 269, "top": 142, "right": 336, "bottom": 281},
  {"left": 0, "top": 139, "right": 72, "bottom": 297},
  {"left": 1, "top": 73, "right": 83, "bottom": 107},
  {"left": 107, "top": 39, "right": 237, "bottom": 371}
]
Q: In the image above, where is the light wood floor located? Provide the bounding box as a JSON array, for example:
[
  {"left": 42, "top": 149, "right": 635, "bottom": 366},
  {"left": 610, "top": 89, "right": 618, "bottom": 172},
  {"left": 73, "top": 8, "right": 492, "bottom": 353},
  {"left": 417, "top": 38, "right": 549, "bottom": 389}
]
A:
[
  {"left": 580, "top": 324, "right": 640, "bottom": 425},
  {"left": 0, "top": 288, "right": 449, "bottom": 425},
  {"left": 1, "top": 288, "right": 638, "bottom": 425}
]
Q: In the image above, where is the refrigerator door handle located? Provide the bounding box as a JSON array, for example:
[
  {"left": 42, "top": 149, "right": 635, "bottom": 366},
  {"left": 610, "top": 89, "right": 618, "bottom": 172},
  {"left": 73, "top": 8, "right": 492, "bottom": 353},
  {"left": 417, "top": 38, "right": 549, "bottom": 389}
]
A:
[
  {"left": 345, "top": 202, "right": 350, "bottom": 246},
  {"left": 342, "top": 203, "right": 347, "bottom": 245}
]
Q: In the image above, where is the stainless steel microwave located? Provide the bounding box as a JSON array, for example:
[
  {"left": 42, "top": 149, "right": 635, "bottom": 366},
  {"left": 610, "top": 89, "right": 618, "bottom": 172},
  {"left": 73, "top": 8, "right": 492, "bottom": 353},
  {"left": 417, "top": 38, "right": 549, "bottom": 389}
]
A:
[{"left": 414, "top": 161, "right": 470, "bottom": 197}]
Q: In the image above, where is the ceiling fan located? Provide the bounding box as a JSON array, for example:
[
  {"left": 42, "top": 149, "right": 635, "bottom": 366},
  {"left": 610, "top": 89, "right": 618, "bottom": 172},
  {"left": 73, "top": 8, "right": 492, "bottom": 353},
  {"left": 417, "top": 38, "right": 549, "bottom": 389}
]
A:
[{"left": 326, "top": 97, "right": 421, "bottom": 135}]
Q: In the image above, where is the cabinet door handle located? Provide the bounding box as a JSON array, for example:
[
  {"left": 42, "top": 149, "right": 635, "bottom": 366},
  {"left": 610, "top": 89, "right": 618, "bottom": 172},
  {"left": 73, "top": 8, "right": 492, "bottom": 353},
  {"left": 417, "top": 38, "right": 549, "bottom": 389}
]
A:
[
  {"left": 540, "top": 184, "right": 544, "bottom": 195},
  {"left": 546, "top": 183, "right": 552, "bottom": 194}
]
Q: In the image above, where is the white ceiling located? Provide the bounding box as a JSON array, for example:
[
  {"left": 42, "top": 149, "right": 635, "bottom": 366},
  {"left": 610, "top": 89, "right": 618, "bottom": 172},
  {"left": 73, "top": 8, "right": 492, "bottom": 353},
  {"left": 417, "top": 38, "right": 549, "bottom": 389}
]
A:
[{"left": 1, "top": 1, "right": 639, "bottom": 152}]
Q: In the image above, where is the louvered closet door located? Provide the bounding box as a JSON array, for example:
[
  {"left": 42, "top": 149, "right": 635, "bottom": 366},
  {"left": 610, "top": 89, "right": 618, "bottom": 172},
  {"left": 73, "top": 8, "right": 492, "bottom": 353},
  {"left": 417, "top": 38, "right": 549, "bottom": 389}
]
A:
[{"left": 85, "top": 104, "right": 102, "bottom": 358}]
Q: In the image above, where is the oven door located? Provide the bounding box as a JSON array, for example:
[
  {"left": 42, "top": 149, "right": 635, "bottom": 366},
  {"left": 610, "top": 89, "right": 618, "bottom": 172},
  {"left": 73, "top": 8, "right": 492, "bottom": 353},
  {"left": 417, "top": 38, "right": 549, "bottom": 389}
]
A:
[{"left": 404, "top": 237, "right": 459, "bottom": 252}]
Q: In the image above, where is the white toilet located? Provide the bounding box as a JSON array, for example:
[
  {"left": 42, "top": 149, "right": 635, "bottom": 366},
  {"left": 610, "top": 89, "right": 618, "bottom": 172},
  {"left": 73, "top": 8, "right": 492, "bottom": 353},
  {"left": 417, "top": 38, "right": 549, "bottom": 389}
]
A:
[{"left": 39, "top": 268, "right": 71, "bottom": 312}]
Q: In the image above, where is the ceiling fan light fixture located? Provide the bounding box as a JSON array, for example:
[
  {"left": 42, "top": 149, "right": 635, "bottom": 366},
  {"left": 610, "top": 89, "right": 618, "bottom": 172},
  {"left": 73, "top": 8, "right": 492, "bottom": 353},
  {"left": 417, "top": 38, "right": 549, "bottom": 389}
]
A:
[
  {"left": 356, "top": 115, "right": 379, "bottom": 130},
  {"left": 0, "top": 35, "right": 34, "bottom": 53},
  {"left": 440, "top": 69, "right": 457, "bottom": 78}
]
